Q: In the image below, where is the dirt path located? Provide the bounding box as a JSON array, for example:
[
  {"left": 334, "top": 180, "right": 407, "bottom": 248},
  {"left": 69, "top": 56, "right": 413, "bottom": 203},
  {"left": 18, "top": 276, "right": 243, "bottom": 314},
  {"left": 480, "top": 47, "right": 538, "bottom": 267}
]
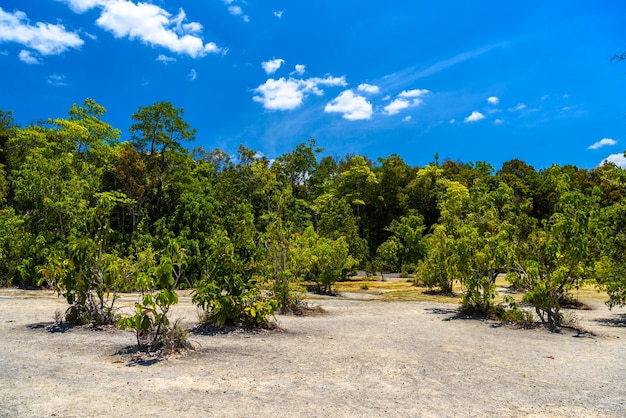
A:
[{"left": 0, "top": 291, "right": 625, "bottom": 417}]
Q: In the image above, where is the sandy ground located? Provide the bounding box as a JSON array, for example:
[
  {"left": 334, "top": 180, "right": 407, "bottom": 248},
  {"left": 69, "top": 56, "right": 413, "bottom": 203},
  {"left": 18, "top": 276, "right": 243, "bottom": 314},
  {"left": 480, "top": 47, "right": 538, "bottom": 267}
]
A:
[{"left": 0, "top": 290, "right": 625, "bottom": 417}]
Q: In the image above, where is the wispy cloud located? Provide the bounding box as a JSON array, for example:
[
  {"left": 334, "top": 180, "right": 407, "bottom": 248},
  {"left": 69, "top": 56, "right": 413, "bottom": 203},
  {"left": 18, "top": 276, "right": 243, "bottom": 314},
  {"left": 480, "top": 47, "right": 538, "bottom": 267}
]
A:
[
  {"left": 487, "top": 96, "right": 499, "bottom": 105},
  {"left": 47, "top": 73, "right": 69, "bottom": 86},
  {"left": 464, "top": 111, "right": 485, "bottom": 123},
  {"left": 0, "top": 7, "right": 83, "bottom": 55},
  {"left": 379, "top": 42, "right": 508, "bottom": 92},
  {"left": 156, "top": 54, "right": 176, "bottom": 64},
  {"left": 188, "top": 68, "right": 197, "bottom": 81},
  {"left": 508, "top": 103, "right": 526, "bottom": 112},
  {"left": 325, "top": 90, "right": 373, "bottom": 120},
  {"left": 18, "top": 49, "right": 40, "bottom": 64},
  {"left": 588, "top": 138, "right": 617, "bottom": 150},
  {"left": 61, "top": 1, "right": 221, "bottom": 57},
  {"left": 273, "top": 10, "right": 284, "bottom": 19},
  {"left": 223, "top": 0, "right": 249, "bottom": 22}
]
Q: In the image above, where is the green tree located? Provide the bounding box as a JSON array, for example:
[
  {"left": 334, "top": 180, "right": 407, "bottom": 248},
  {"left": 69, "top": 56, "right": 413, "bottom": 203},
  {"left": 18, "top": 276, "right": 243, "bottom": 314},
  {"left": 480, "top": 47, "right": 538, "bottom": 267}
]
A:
[
  {"left": 129, "top": 101, "right": 196, "bottom": 220},
  {"left": 516, "top": 176, "right": 602, "bottom": 330}
]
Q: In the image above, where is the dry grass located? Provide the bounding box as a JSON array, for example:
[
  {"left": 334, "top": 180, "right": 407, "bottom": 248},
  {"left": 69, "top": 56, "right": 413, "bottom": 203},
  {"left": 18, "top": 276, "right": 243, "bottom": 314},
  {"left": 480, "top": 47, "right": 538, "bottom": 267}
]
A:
[{"left": 333, "top": 276, "right": 610, "bottom": 306}]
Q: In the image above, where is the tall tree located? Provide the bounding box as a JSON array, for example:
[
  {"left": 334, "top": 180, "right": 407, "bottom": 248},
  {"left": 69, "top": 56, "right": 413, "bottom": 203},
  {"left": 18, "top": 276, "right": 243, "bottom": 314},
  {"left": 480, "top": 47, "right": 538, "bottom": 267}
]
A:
[{"left": 129, "top": 101, "right": 196, "bottom": 220}]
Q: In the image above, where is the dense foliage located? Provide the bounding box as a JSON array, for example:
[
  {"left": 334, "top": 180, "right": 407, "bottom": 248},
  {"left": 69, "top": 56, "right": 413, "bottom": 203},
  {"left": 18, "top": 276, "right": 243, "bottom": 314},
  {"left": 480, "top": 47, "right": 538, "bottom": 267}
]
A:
[{"left": 1, "top": 99, "right": 625, "bottom": 331}]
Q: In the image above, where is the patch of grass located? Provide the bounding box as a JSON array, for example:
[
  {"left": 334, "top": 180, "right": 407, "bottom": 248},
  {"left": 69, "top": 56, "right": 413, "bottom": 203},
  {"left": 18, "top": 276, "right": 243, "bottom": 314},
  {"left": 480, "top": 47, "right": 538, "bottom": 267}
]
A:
[
  {"left": 382, "top": 288, "right": 460, "bottom": 303},
  {"left": 333, "top": 275, "right": 611, "bottom": 306}
]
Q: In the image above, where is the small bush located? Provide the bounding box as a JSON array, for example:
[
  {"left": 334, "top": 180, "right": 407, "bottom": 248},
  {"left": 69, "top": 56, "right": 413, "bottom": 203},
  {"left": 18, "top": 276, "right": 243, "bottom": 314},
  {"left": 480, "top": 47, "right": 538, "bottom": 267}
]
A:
[{"left": 496, "top": 296, "right": 535, "bottom": 328}]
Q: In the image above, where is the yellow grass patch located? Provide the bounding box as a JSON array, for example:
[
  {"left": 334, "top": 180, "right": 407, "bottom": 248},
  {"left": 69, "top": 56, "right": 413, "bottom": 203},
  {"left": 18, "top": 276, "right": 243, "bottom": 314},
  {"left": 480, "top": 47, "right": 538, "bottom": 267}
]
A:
[{"left": 331, "top": 275, "right": 610, "bottom": 305}]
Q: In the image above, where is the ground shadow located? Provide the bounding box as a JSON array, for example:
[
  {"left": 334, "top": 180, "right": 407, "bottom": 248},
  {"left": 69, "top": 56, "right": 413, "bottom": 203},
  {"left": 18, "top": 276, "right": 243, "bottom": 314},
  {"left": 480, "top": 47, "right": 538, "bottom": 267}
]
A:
[
  {"left": 593, "top": 314, "right": 626, "bottom": 328},
  {"left": 191, "top": 323, "right": 282, "bottom": 336},
  {"left": 425, "top": 307, "right": 460, "bottom": 321},
  {"left": 114, "top": 346, "right": 164, "bottom": 367},
  {"left": 27, "top": 322, "right": 74, "bottom": 333}
]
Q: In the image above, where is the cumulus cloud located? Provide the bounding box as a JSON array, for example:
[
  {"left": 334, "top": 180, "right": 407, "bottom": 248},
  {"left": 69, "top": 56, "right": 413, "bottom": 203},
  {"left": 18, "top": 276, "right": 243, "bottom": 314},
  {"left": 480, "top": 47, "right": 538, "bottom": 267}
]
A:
[
  {"left": 324, "top": 90, "right": 373, "bottom": 120},
  {"left": 293, "top": 64, "right": 305, "bottom": 75},
  {"left": 487, "top": 96, "right": 499, "bottom": 105},
  {"left": 61, "top": 1, "right": 221, "bottom": 58},
  {"left": 403, "top": 116, "right": 412, "bottom": 122},
  {"left": 188, "top": 68, "right": 197, "bottom": 81},
  {"left": 156, "top": 54, "right": 176, "bottom": 63},
  {"left": 494, "top": 118, "right": 504, "bottom": 125},
  {"left": 0, "top": 8, "right": 84, "bottom": 55},
  {"left": 464, "top": 111, "right": 485, "bottom": 123},
  {"left": 357, "top": 83, "right": 380, "bottom": 94},
  {"left": 384, "top": 99, "right": 410, "bottom": 115},
  {"left": 384, "top": 89, "right": 429, "bottom": 115},
  {"left": 601, "top": 153, "right": 626, "bottom": 168},
  {"left": 253, "top": 75, "right": 347, "bottom": 111},
  {"left": 262, "top": 58, "right": 284, "bottom": 75},
  {"left": 588, "top": 138, "right": 617, "bottom": 150},
  {"left": 18, "top": 49, "right": 40, "bottom": 64},
  {"left": 273, "top": 10, "right": 284, "bottom": 19}
]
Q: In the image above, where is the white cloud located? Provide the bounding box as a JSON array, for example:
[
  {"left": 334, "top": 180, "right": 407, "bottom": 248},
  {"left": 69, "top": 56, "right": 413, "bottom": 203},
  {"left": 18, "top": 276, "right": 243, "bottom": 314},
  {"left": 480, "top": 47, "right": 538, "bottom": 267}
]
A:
[
  {"left": 487, "top": 96, "right": 499, "bottom": 105},
  {"left": 384, "top": 89, "right": 429, "bottom": 115},
  {"left": 588, "top": 138, "right": 617, "bottom": 150},
  {"left": 601, "top": 153, "right": 626, "bottom": 168},
  {"left": 384, "top": 98, "right": 410, "bottom": 115},
  {"left": 563, "top": 93, "right": 569, "bottom": 99},
  {"left": 509, "top": 103, "right": 526, "bottom": 112},
  {"left": 18, "top": 49, "right": 40, "bottom": 64},
  {"left": 61, "top": 0, "right": 106, "bottom": 13},
  {"left": 0, "top": 8, "right": 84, "bottom": 55},
  {"left": 0, "top": 50, "right": 8, "bottom": 56},
  {"left": 494, "top": 118, "right": 504, "bottom": 125},
  {"left": 449, "top": 119, "right": 456, "bottom": 124},
  {"left": 228, "top": 6, "right": 242, "bottom": 15},
  {"left": 357, "top": 83, "right": 380, "bottom": 94},
  {"left": 273, "top": 10, "right": 284, "bottom": 19},
  {"left": 188, "top": 68, "right": 197, "bottom": 81},
  {"left": 47, "top": 74, "right": 68, "bottom": 86},
  {"left": 262, "top": 58, "right": 284, "bottom": 75},
  {"left": 61, "top": 1, "right": 221, "bottom": 58},
  {"left": 541, "top": 94, "right": 549, "bottom": 100},
  {"left": 293, "top": 64, "right": 305, "bottom": 75},
  {"left": 156, "top": 54, "right": 176, "bottom": 63},
  {"left": 399, "top": 89, "right": 429, "bottom": 98},
  {"left": 254, "top": 78, "right": 303, "bottom": 110},
  {"left": 253, "top": 75, "right": 347, "bottom": 111},
  {"left": 403, "top": 116, "right": 412, "bottom": 122},
  {"left": 324, "top": 90, "right": 373, "bottom": 120},
  {"left": 464, "top": 111, "right": 485, "bottom": 123}
]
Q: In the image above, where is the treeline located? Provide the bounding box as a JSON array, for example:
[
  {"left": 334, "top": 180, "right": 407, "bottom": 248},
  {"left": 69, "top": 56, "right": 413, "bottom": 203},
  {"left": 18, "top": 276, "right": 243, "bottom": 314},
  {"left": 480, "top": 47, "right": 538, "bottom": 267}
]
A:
[{"left": 0, "top": 99, "right": 625, "bottom": 332}]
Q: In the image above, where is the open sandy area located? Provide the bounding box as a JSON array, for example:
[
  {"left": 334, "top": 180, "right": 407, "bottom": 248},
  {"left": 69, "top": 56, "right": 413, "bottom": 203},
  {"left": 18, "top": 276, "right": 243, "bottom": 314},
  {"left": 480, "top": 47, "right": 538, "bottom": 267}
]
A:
[{"left": 1, "top": 289, "right": 625, "bottom": 417}]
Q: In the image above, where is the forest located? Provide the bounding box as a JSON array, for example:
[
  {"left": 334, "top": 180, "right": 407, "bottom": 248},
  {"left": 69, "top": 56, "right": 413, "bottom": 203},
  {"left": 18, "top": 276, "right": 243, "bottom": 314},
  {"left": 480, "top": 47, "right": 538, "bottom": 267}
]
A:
[{"left": 1, "top": 98, "right": 625, "bottom": 348}]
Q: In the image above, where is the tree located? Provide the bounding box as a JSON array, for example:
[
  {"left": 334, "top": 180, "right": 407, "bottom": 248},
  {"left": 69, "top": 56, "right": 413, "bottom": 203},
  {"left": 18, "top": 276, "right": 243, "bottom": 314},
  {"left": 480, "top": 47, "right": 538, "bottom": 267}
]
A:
[
  {"left": 44, "top": 192, "right": 135, "bottom": 325},
  {"left": 291, "top": 226, "right": 356, "bottom": 294},
  {"left": 129, "top": 101, "right": 196, "bottom": 220},
  {"left": 516, "top": 175, "right": 602, "bottom": 330}
]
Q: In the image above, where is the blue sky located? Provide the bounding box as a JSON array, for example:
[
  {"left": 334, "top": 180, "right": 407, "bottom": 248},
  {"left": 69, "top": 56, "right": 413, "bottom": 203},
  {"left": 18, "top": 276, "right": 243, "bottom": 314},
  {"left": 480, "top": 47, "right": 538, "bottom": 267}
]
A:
[{"left": 0, "top": 1, "right": 625, "bottom": 170}]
